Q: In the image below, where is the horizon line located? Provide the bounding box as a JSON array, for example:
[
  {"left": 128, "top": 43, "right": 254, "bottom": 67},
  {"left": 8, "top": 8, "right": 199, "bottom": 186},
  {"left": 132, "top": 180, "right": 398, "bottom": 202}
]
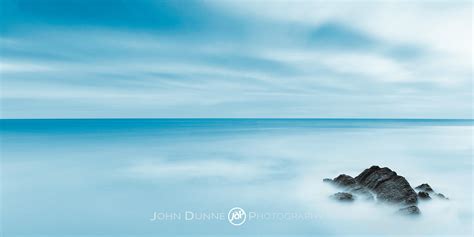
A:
[{"left": 0, "top": 117, "right": 473, "bottom": 120}]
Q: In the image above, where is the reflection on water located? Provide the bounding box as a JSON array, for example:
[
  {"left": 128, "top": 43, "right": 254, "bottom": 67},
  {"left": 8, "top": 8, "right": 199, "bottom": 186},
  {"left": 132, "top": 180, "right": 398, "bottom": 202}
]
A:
[{"left": 1, "top": 119, "right": 472, "bottom": 236}]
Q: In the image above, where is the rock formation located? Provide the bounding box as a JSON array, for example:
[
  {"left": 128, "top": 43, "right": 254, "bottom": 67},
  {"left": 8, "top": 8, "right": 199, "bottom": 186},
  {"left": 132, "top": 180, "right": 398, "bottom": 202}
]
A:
[
  {"left": 331, "top": 192, "right": 354, "bottom": 201},
  {"left": 397, "top": 205, "right": 421, "bottom": 215},
  {"left": 415, "top": 183, "right": 448, "bottom": 200},
  {"left": 415, "top": 183, "right": 434, "bottom": 192},
  {"left": 436, "top": 193, "right": 448, "bottom": 200},
  {"left": 354, "top": 166, "right": 417, "bottom": 205},
  {"left": 417, "top": 191, "right": 431, "bottom": 200},
  {"left": 323, "top": 165, "right": 449, "bottom": 216}
]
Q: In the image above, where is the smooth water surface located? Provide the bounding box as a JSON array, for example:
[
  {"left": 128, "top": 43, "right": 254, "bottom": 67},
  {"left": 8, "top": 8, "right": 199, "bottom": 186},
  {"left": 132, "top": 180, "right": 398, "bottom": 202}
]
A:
[{"left": 1, "top": 119, "right": 472, "bottom": 236}]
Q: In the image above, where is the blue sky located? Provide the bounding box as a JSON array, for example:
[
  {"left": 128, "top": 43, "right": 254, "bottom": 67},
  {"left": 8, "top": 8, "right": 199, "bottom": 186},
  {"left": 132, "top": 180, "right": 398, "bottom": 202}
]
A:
[{"left": 0, "top": 0, "right": 472, "bottom": 118}]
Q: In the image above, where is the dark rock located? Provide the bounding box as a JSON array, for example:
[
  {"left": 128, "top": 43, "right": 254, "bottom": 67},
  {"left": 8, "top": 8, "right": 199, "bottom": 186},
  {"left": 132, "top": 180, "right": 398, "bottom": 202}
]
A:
[
  {"left": 354, "top": 166, "right": 418, "bottom": 205},
  {"left": 333, "top": 174, "right": 356, "bottom": 187},
  {"left": 415, "top": 183, "right": 434, "bottom": 193},
  {"left": 348, "top": 185, "right": 374, "bottom": 201},
  {"left": 436, "top": 193, "right": 449, "bottom": 200},
  {"left": 323, "top": 165, "right": 450, "bottom": 216},
  {"left": 355, "top": 166, "right": 395, "bottom": 189},
  {"left": 415, "top": 184, "right": 449, "bottom": 200},
  {"left": 354, "top": 165, "right": 381, "bottom": 184},
  {"left": 397, "top": 205, "right": 421, "bottom": 216},
  {"left": 331, "top": 192, "right": 354, "bottom": 202},
  {"left": 323, "top": 178, "right": 333, "bottom": 183},
  {"left": 418, "top": 191, "right": 431, "bottom": 200}
]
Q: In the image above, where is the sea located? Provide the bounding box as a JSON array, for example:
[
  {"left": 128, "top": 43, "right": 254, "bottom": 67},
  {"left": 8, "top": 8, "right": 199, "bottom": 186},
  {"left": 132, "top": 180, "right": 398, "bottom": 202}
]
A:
[{"left": 1, "top": 119, "right": 472, "bottom": 236}]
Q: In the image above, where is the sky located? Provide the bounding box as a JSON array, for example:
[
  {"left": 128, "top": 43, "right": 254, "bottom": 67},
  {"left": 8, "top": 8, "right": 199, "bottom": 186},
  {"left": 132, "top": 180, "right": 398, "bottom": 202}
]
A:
[{"left": 0, "top": 0, "right": 472, "bottom": 118}]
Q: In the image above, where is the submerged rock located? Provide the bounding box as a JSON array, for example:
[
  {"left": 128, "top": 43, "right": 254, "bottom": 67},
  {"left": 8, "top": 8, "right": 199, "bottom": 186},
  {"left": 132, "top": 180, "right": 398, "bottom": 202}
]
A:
[
  {"left": 331, "top": 192, "right": 354, "bottom": 201},
  {"left": 323, "top": 178, "right": 333, "bottom": 183},
  {"left": 325, "top": 174, "right": 374, "bottom": 201},
  {"left": 347, "top": 185, "right": 374, "bottom": 201},
  {"left": 436, "top": 193, "right": 449, "bottom": 200},
  {"left": 415, "top": 183, "right": 434, "bottom": 193},
  {"left": 415, "top": 183, "right": 449, "bottom": 200},
  {"left": 397, "top": 205, "right": 421, "bottom": 216},
  {"left": 418, "top": 191, "right": 431, "bottom": 200}
]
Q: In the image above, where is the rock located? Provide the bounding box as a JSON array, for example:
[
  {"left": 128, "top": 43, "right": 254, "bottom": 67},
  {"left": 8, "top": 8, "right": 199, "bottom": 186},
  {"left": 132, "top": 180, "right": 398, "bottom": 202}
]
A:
[
  {"left": 323, "top": 165, "right": 450, "bottom": 216},
  {"left": 415, "top": 183, "right": 434, "bottom": 193},
  {"left": 436, "top": 193, "right": 449, "bottom": 200},
  {"left": 333, "top": 174, "right": 356, "bottom": 187},
  {"left": 348, "top": 185, "right": 374, "bottom": 201},
  {"left": 397, "top": 205, "right": 421, "bottom": 216},
  {"left": 415, "top": 184, "right": 449, "bottom": 200},
  {"left": 418, "top": 191, "right": 431, "bottom": 200},
  {"left": 325, "top": 174, "right": 374, "bottom": 201},
  {"left": 355, "top": 166, "right": 394, "bottom": 189},
  {"left": 354, "top": 166, "right": 418, "bottom": 205},
  {"left": 331, "top": 192, "right": 354, "bottom": 201},
  {"left": 323, "top": 178, "right": 333, "bottom": 183}
]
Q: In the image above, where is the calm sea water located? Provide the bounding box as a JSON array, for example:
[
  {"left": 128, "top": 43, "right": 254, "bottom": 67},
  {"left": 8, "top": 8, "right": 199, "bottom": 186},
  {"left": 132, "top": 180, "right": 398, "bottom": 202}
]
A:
[{"left": 1, "top": 119, "right": 473, "bottom": 236}]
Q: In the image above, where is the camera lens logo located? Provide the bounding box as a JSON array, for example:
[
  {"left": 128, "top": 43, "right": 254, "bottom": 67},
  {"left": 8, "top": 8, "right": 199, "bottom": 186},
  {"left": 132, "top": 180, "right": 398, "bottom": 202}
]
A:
[{"left": 228, "top": 207, "right": 246, "bottom": 226}]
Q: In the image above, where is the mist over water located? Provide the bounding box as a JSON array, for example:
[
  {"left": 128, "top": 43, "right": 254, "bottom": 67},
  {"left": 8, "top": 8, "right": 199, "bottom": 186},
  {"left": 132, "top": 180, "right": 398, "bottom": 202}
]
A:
[{"left": 1, "top": 119, "right": 472, "bottom": 236}]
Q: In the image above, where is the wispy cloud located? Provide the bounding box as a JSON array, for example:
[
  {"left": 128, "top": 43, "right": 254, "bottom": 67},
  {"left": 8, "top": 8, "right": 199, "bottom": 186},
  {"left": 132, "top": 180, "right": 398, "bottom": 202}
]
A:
[{"left": 0, "top": 0, "right": 471, "bottom": 118}]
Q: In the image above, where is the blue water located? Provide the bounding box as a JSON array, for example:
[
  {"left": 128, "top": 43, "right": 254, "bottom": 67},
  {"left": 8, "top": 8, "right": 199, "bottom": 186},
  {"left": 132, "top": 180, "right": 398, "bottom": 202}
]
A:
[{"left": 1, "top": 119, "right": 473, "bottom": 236}]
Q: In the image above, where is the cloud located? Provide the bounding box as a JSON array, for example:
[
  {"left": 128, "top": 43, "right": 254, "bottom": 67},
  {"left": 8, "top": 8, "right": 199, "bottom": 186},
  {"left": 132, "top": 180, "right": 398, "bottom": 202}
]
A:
[
  {"left": 307, "top": 22, "right": 379, "bottom": 50},
  {"left": 209, "top": 0, "right": 471, "bottom": 59},
  {"left": 0, "top": 61, "right": 54, "bottom": 73},
  {"left": 0, "top": 0, "right": 471, "bottom": 118}
]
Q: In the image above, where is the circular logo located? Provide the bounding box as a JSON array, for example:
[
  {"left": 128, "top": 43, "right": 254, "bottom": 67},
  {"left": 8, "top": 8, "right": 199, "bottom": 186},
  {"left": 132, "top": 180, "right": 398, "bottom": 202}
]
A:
[{"left": 228, "top": 207, "right": 246, "bottom": 226}]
